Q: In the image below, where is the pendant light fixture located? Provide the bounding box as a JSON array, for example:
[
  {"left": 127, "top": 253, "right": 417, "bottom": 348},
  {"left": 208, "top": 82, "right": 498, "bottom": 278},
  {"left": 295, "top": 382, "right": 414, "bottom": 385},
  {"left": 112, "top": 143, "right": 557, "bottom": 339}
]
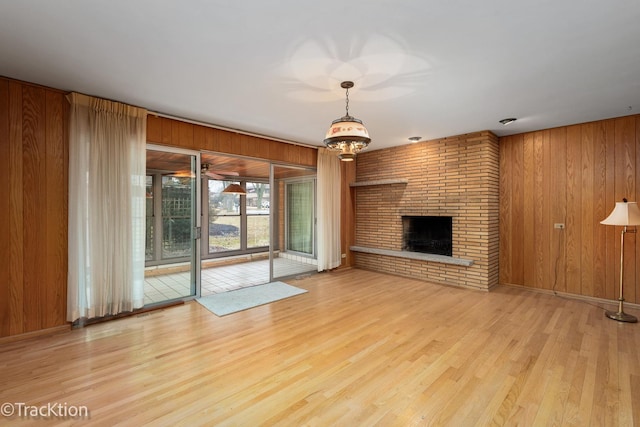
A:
[
  {"left": 221, "top": 183, "right": 246, "bottom": 195},
  {"left": 323, "top": 81, "right": 371, "bottom": 161}
]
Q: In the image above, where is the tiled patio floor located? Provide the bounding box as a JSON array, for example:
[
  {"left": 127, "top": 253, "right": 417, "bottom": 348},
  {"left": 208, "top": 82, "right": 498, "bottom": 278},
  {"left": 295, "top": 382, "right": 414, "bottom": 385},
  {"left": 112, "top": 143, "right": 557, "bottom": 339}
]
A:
[{"left": 144, "top": 258, "right": 316, "bottom": 305}]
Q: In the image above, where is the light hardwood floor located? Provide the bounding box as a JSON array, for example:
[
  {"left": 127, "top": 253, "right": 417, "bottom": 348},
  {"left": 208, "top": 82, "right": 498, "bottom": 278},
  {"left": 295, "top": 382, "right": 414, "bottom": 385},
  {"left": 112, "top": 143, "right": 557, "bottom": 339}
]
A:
[{"left": 1, "top": 269, "right": 639, "bottom": 426}]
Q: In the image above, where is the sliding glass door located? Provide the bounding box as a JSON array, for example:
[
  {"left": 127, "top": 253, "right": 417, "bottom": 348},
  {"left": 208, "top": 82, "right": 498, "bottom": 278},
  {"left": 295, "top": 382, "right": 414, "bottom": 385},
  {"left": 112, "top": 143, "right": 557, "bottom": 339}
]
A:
[
  {"left": 144, "top": 146, "right": 201, "bottom": 305},
  {"left": 271, "top": 164, "right": 318, "bottom": 281},
  {"left": 143, "top": 149, "right": 319, "bottom": 298},
  {"left": 286, "top": 180, "right": 314, "bottom": 255}
]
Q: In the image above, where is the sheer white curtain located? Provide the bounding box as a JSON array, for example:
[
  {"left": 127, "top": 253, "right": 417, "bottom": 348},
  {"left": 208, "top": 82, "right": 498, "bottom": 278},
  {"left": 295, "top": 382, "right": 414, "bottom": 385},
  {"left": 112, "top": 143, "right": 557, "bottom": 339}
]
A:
[
  {"left": 317, "top": 148, "right": 342, "bottom": 271},
  {"left": 67, "top": 93, "right": 147, "bottom": 322}
]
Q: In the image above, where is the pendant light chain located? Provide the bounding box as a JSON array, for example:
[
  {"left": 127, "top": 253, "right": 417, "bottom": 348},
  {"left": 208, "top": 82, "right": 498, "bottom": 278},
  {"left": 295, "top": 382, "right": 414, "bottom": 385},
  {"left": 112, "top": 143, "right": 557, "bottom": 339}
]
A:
[{"left": 345, "top": 86, "right": 350, "bottom": 117}]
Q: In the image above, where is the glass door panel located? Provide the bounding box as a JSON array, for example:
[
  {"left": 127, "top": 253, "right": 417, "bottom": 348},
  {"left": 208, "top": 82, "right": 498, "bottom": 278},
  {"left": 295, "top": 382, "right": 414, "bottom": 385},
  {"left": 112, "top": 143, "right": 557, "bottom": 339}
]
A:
[
  {"left": 144, "top": 147, "right": 200, "bottom": 305},
  {"left": 199, "top": 153, "right": 272, "bottom": 296},
  {"left": 162, "top": 175, "right": 196, "bottom": 259},
  {"left": 270, "top": 164, "right": 318, "bottom": 281},
  {"left": 286, "top": 181, "right": 314, "bottom": 255}
]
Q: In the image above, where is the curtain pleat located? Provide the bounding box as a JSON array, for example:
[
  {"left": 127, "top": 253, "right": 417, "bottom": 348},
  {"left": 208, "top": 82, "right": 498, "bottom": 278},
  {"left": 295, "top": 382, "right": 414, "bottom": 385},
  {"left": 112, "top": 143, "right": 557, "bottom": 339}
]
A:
[
  {"left": 67, "top": 93, "right": 146, "bottom": 322},
  {"left": 317, "top": 148, "right": 342, "bottom": 271}
]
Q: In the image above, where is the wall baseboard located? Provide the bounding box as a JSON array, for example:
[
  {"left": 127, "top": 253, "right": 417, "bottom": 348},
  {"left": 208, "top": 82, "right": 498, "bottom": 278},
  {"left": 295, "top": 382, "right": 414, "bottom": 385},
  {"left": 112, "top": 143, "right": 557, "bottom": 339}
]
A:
[
  {"left": 0, "top": 325, "right": 71, "bottom": 345},
  {"left": 499, "top": 283, "right": 640, "bottom": 311}
]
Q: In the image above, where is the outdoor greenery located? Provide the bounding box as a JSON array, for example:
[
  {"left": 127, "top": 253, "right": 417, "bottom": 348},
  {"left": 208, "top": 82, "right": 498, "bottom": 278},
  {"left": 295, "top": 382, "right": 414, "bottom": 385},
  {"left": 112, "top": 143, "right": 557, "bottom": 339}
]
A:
[{"left": 209, "top": 214, "right": 269, "bottom": 252}]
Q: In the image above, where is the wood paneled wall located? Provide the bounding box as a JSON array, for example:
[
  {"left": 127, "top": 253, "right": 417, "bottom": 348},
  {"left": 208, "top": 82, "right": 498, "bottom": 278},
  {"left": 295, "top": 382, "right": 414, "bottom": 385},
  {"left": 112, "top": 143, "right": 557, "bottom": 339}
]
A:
[
  {"left": 500, "top": 114, "right": 640, "bottom": 303},
  {"left": 0, "top": 77, "right": 68, "bottom": 338},
  {"left": 147, "top": 115, "right": 317, "bottom": 167}
]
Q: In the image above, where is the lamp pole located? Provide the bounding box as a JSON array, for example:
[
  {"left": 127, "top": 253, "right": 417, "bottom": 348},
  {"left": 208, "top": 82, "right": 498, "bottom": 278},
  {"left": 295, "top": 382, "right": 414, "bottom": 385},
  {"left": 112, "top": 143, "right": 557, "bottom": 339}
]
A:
[{"left": 605, "top": 226, "right": 638, "bottom": 323}]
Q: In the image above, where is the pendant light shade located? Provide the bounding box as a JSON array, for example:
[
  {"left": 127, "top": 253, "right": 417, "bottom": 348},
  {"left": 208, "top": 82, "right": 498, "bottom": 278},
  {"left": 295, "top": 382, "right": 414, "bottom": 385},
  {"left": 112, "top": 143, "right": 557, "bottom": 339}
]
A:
[
  {"left": 222, "top": 183, "right": 246, "bottom": 195},
  {"left": 323, "top": 81, "right": 371, "bottom": 161}
]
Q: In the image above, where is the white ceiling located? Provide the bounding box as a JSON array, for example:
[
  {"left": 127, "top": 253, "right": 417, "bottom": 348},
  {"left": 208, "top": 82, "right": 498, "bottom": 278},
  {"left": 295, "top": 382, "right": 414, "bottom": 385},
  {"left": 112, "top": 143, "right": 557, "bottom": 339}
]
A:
[{"left": 1, "top": 0, "right": 639, "bottom": 151}]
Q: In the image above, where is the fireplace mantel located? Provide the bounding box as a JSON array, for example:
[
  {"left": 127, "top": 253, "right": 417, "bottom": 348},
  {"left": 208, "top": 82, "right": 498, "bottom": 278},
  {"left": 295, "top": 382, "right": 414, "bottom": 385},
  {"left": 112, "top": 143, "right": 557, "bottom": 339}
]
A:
[{"left": 350, "top": 246, "right": 474, "bottom": 267}]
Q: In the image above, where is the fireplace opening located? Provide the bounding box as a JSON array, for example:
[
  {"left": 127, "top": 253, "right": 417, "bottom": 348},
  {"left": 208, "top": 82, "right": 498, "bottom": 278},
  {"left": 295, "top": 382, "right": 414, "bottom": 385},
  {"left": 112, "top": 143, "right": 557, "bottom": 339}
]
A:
[{"left": 402, "top": 216, "right": 452, "bottom": 256}]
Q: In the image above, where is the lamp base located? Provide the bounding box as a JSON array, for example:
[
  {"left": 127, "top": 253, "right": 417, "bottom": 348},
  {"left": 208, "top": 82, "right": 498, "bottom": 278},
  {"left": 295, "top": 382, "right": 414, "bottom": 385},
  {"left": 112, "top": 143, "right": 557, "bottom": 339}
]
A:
[{"left": 605, "top": 310, "right": 638, "bottom": 323}]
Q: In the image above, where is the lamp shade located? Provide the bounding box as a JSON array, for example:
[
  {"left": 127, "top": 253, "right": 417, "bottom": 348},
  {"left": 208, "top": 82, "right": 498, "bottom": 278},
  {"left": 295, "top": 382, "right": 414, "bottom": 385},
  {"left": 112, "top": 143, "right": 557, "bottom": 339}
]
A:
[
  {"left": 324, "top": 117, "right": 371, "bottom": 147},
  {"left": 600, "top": 201, "right": 640, "bottom": 226},
  {"left": 222, "top": 183, "right": 246, "bottom": 195}
]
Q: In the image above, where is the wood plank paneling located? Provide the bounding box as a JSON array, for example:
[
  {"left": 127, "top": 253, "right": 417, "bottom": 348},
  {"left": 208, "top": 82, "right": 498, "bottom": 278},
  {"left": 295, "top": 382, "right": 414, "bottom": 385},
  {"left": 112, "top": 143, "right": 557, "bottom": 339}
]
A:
[
  {"left": 604, "top": 119, "right": 617, "bottom": 300},
  {"left": 0, "top": 79, "right": 9, "bottom": 336},
  {"left": 533, "top": 131, "right": 551, "bottom": 289},
  {"left": 146, "top": 114, "right": 162, "bottom": 142},
  {"left": 8, "top": 81, "right": 25, "bottom": 335},
  {"left": 523, "top": 133, "right": 535, "bottom": 287},
  {"left": 148, "top": 115, "right": 316, "bottom": 168},
  {"left": 500, "top": 115, "right": 640, "bottom": 304},
  {"left": 593, "top": 121, "right": 609, "bottom": 298},
  {"left": 541, "top": 131, "right": 552, "bottom": 290},
  {"left": 565, "top": 125, "right": 582, "bottom": 295},
  {"left": 192, "top": 125, "right": 208, "bottom": 151},
  {"left": 614, "top": 117, "right": 636, "bottom": 304},
  {"left": 253, "top": 136, "right": 271, "bottom": 160},
  {"left": 511, "top": 134, "right": 525, "bottom": 285},
  {"left": 171, "top": 120, "right": 194, "bottom": 147},
  {"left": 580, "top": 123, "right": 594, "bottom": 297},
  {"left": 0, "top": 77, "right": 68, "bottom": 338},
  {"left": 22, "top": 85, "right": 47, "bottom": 332},
  {"left": 499, "top": 135, "right": 512, "bottom": 285},
  {"left": 161, "top": 116, "right": 172, "bottom": 144},
  {"left": 45, "top": 90, "right": 67, "bottom": 327},
  {"left": 550, "top": 127, "right": 567, "bottom": 293}
]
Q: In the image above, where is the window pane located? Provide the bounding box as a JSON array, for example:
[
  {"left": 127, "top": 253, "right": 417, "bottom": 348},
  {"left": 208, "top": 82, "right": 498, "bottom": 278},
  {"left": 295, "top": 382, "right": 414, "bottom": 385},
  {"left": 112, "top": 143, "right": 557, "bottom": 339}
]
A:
[
  {"left": 162, "top": 176, "right": 193, "bottom": 259},
  {"left": 246, "top": 182, "right": 270, "bottom": 214},
  {"left": 208, "top": 180, "right": 240, "bottom": 216},
  {"left": 209, "top": 216, "right": 241, "bottom": 252},
  {"left": 208, "top": 179, "right": 241, "bottom": 253},
  {"left": 247, "top": 215, "right": 269, "bottom": 248}
]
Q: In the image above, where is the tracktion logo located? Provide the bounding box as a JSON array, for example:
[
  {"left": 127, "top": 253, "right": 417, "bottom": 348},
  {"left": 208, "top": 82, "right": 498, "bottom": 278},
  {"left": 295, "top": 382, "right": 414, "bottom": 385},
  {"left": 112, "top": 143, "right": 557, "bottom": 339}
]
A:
[{"left": 1, "top": 402, "right": 90, "bottom": 419}]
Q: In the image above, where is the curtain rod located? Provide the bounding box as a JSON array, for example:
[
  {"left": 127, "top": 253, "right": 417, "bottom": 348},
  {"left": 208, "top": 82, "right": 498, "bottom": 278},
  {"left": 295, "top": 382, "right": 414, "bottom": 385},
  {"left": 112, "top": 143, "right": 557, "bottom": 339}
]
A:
[{"left": 148, "top": 110, "right": 319, "bottom": 150}]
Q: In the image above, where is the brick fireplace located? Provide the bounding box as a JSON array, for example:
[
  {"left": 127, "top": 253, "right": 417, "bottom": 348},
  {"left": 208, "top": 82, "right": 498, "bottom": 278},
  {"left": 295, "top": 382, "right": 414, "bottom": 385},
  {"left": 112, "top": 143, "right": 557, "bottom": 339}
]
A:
[{"left": 350, "top": 131, "right": 500, "bottom": 291}]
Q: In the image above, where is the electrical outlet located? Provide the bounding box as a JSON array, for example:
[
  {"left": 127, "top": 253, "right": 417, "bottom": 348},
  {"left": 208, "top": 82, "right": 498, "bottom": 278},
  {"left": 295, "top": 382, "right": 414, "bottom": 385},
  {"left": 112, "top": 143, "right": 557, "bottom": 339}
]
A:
[{"left": 554, "top": 223, "right": 565, "bottom": 229}]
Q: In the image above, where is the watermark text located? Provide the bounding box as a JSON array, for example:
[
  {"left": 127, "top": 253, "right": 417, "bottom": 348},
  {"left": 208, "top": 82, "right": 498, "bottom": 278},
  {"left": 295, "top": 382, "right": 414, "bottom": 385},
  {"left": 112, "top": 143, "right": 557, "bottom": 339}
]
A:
[{"left": 1, "top": 402, "right": 90, "bottom": 419}]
